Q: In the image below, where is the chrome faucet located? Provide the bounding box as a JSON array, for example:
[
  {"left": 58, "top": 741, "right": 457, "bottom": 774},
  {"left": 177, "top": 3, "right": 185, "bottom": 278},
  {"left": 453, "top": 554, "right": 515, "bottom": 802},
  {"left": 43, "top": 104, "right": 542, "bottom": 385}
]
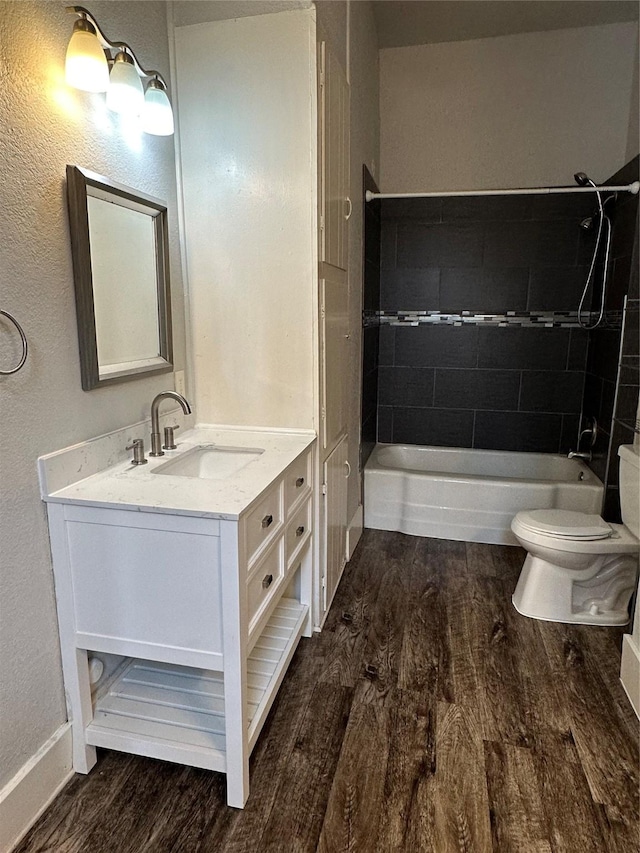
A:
[
  {"left": 150, "top": 391, "right": 192, "bottom": 457},
  {"left": 568, "top": 416, "right": 597, "bottom": 462}
]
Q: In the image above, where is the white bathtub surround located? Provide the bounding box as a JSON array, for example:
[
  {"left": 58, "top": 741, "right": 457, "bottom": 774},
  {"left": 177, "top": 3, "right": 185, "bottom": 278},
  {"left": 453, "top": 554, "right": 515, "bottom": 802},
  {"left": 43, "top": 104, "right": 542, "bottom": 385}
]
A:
[
  {"left": 511, "top": 445, "right": 639, "bottom": 627},
  {"left": 364, "top": 444, "right": 602, "bottom": 546}
]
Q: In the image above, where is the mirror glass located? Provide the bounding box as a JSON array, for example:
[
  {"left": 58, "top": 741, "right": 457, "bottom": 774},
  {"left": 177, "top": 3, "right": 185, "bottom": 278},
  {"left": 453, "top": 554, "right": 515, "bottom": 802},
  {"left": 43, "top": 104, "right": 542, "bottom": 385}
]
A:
[{"left": 67, "top": 166, "right": 173, "bottom": 390}]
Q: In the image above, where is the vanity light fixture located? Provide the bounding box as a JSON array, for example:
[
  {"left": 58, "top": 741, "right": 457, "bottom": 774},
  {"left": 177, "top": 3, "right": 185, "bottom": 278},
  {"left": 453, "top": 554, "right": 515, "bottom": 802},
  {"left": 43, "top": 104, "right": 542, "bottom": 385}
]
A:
[{"left": 64, "top": 6, "right": 174, "bottom": 135}]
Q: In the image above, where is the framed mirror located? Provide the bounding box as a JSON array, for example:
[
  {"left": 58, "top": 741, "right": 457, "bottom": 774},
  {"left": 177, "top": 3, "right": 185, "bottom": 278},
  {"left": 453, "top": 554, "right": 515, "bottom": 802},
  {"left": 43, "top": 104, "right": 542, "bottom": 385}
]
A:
[{"left": 66, "top": 165, "right": 173, "bottom": 391}]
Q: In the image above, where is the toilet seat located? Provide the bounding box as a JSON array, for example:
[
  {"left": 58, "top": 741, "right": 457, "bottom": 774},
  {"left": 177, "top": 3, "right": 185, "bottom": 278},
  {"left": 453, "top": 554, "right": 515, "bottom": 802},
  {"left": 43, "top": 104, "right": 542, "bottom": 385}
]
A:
[{"left": 515, "top": 509, "right": 612, "bottom": 541}]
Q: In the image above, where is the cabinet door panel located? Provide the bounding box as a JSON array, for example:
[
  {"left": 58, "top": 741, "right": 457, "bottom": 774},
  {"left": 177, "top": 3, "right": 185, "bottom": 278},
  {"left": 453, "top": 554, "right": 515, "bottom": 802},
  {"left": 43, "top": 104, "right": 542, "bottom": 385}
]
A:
[
  {"left": 319, "top": 41, "right": 349, "bottom": 271},
  {"left": 323, "top": 435, "right": 348, "bottom": 612},
  {"left": 321, "top": 274, "right": 349, "bottom": 451}
]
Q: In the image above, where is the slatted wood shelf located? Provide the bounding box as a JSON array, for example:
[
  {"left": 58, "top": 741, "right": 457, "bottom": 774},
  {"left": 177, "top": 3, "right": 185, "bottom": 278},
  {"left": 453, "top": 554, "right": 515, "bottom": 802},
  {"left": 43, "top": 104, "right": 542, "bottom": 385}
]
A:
[{"left": 86, "top": 598, "right": 308, "bottom": 771}]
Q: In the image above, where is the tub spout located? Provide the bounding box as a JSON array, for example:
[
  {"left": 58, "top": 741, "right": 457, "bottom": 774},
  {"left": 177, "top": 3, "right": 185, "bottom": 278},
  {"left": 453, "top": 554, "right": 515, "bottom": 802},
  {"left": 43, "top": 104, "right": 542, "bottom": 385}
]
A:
[{"left": 568, "top": 450, "right": 592, "bottom": 461}]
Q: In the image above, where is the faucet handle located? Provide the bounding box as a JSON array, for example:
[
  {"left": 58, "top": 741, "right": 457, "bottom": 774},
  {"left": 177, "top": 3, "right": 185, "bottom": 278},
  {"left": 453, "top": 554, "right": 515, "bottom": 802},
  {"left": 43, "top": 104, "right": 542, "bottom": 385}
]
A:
[
  {"left": 163, "top": 425, "right": 179, "bottom": 451},
  {"left": 126, "top": 438, "right": 148, "bottom": 465}
]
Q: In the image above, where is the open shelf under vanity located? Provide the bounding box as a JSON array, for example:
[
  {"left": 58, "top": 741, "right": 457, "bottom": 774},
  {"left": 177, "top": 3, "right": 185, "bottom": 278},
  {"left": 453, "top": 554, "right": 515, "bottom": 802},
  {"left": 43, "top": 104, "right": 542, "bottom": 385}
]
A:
[{"left": 86, "top": 598, "right": 308, "bottom": 772}]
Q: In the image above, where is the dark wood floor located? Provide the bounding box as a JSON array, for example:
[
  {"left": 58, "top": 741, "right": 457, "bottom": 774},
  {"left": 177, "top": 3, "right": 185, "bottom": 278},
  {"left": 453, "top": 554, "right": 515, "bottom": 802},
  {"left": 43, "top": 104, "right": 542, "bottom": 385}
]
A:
[{"left": 16, "top": 531, "right": 639, "bottom": 853}]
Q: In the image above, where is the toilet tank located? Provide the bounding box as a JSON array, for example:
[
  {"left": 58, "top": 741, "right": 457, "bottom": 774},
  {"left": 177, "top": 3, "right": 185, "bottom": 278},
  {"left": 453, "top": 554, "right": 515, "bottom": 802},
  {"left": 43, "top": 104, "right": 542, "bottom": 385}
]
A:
[{"left": 618, "top": 444, "right": 640, "bottom": 538}]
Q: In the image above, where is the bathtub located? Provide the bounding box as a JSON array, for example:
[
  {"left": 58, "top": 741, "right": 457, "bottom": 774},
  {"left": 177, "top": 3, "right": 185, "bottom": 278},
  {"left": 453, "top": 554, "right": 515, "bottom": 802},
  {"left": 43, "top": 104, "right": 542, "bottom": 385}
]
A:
[{"left": 364, "top": 444, "right": 604, "bottom": 546}]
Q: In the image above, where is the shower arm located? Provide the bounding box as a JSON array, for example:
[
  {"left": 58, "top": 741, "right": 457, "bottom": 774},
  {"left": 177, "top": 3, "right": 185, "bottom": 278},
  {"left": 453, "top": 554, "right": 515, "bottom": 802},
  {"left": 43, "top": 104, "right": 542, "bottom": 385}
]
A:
[{"left": 365, "top": 182, "right": 640, "bottom": 201}]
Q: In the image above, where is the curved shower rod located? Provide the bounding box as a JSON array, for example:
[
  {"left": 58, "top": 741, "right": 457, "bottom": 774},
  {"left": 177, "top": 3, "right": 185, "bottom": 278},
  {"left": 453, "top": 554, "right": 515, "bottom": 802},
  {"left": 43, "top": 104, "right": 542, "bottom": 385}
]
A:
[{"left": 365, "top": 181, "right": 640, "bottom": 202}]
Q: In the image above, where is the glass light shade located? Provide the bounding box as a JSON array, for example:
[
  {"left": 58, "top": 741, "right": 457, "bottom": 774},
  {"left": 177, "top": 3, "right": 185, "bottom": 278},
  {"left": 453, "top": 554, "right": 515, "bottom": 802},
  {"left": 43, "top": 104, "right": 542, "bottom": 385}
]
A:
[
  {"left": 106, "top": 52, "right": 144, "bottom": 116},
  {"left": 142, "top": 81, "right": 174, "bottom": 136},
  {"left": 65, "top": 21, "right": 109, "bottom": 93}
]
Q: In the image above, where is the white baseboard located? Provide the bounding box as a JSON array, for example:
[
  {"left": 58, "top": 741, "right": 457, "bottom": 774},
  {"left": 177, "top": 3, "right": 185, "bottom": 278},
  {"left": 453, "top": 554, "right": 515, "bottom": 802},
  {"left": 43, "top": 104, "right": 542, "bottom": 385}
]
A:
[
  {"left": 620, "top": 634, "right": 640, "bottom": 719},
  {"left": 346, "top": 504, "right": 363, "bottom": 560},
  {"left": 0, "top": 723, "right": 73, "bottom": 853}
]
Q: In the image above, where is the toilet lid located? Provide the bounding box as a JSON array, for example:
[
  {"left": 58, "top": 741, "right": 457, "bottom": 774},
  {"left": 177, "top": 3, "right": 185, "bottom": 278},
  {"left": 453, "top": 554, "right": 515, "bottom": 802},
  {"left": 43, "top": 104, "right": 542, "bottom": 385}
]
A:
[{"left": 517, "top": 509, "right": 612, "bottom": 540}]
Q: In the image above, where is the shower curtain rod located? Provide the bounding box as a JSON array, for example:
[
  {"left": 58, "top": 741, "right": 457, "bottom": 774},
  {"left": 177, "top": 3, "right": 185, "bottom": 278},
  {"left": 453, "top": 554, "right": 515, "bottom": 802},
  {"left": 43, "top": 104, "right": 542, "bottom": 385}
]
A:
[{"left": 365, "top": 182, "right": 640, "bottom": 202}]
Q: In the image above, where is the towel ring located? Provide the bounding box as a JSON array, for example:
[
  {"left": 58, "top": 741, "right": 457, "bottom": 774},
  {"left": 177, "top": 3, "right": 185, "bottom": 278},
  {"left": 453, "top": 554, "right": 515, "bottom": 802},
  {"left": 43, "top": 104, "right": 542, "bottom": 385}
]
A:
[{"left": 0, "top": 310, "right": 28, "bottom": 375}]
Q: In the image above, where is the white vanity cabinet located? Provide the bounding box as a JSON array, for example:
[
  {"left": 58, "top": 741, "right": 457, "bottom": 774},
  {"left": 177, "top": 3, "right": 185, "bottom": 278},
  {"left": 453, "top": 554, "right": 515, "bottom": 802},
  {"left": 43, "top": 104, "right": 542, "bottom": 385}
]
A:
[{"left": 43, "top": 436, "right": 314, "bottom": 808}]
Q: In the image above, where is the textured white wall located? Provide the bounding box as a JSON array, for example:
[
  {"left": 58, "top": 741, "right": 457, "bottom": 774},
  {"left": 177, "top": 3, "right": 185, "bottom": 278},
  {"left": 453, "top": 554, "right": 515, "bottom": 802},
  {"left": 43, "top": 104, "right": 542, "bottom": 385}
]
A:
[
  {"left": 0, "top": 1, "right": 184, "bottom": 789},
  {"left": 174, "top": 10, "right": 316, "bottom": 429},
  {"left": 380, "top": 22, "right": 638, "bottom": 192},
  {"left": 626, "top": 38, "right": 639, "bottom": 162}
]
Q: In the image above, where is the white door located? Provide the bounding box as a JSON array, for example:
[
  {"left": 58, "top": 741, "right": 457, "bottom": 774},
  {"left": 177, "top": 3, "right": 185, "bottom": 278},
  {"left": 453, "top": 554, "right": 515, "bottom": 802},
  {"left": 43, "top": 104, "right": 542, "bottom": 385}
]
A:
[
  {"left": 323, "top": 435, "right": 349, "bottom": 612},
  {"left": 320, "top": 273, "right": 349, "bottom": 452},
  {"left": 319, "top": 40, "right": 350, "bottom": 271}
]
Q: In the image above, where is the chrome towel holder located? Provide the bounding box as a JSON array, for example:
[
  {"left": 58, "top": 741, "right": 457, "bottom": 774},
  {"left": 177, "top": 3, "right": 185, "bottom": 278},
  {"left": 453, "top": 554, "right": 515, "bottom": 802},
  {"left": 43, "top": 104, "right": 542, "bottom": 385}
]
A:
[{"left": 0, "top": 310, "right": 28, "bottom": 375}]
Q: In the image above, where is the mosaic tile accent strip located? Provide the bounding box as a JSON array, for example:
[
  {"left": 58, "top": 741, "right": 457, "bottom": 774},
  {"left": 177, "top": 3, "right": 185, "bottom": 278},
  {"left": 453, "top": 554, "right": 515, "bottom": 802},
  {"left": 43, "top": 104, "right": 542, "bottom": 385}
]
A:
[{"left": 373, "top": 310, "right": 623, "bottom": 329}]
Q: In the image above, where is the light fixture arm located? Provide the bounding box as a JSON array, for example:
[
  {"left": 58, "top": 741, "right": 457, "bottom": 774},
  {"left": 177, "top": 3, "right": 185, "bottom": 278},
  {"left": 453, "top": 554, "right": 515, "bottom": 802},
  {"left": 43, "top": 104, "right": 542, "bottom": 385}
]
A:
[{"left": 66, "top": 6, "right": 168, "bottom": 89}]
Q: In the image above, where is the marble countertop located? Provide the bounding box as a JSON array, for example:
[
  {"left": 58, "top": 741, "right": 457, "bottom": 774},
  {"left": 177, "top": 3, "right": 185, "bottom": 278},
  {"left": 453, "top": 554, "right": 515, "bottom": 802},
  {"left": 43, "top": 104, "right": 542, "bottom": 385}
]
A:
[{"left": 40, "top": 425, "right": 315, "bottom": 520}]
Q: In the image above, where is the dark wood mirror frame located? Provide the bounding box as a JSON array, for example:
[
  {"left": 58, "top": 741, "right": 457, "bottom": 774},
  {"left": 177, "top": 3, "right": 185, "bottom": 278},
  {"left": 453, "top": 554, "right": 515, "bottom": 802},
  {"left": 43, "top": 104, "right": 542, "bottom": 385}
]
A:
[{"left": 66, "top": 165, "right": 173, "bottom": 391}]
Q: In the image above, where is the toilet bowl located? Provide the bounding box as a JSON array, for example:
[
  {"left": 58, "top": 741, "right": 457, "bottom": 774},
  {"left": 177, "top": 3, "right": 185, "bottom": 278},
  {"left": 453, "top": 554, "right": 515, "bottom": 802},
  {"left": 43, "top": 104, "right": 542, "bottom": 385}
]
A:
[{"left": 511, "top": 445, "right": 640, "bottom": 626}]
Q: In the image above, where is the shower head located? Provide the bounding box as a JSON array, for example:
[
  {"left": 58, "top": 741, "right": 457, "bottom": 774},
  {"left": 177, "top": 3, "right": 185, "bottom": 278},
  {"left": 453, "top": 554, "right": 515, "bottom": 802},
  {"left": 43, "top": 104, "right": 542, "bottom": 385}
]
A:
[
  {"left": 574, "top": 172, "right": 597, "bottom": 188},
  {"left": 580, "top": 217, "right": 594, "bottom": 230}
]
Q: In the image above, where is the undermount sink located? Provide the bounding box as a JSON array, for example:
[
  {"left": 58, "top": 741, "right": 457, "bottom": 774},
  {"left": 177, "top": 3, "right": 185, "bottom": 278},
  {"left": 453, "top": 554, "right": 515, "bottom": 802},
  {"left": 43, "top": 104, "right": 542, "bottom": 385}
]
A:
[{"left": 152, "top": 445, "right": 264, "bottom": 480}]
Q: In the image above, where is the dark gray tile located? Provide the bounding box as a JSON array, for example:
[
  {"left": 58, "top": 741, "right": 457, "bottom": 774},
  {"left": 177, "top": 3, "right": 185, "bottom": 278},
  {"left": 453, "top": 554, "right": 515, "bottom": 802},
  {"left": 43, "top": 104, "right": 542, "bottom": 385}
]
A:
[
  {"left": 619, "top": 358, "right": 640, "bottom": 384},
  {"left": 587, "top": 328, "right": 622, "bottom": 381},
  {"left": 378, "top": 366, "right": 435, "bottom": 408},
  {"left": 532, "top": 221, "right": 579, "bottom": 265},
  {"left": 567, "top": 329, "right": 589, "bottom": 371},
  {"left": 483, "top": 221, "right": 537, "bottom": 266},
  {"left": 397, "top": 223, "right": 484, "bottom": 268},
  {"left": 440, "top": 195, "right": 532, "bottom": 222},
  {"left": 362, "top": 326, "right": 379, "bottom": 376},
  {"left": 381, "top": 197, "right": 442, "bottom": 222},
  {"left": 363, "top": 259, "right": 380, "bottom": 311},
  {"left": 576, "top": 225, "right": 600, "bottom": 266},
  {"left": 531, "top": 193, "right": 596, "bottom": 222},
  {"left": 395, "top": 325, "right": 479, "bottom": 368},
  {"left": 379, "top": 326, "right": 395, "bottom": 365},
  {"left": 478, "top": 327, "right": 570, "bottom": 370},
  {"left": 615, "top": 383, "right": 640, "bottom": 425},
  {"left": 606, "top": 255, "right": 632, "bottom": 312},
  {"left": 381, "top": 223, "right": 397, "bottom": 270},
  {"left": 364, "top": 207, "right": 381, "bottom": 266},
  {"left": 527, "top": 266, "right": 591, "bottom": 312},
  {"left": 380, "top": 268, "right": 440, "bottom": 311},
  {"left": 392, "top": 407, "right": 474, "bottom": 447},
  {"left": 582, "top": 372, "right": 603, "bottom": 422},
  {"left": 474, "top": 411, "right": 563, "bottom": 453},
  {"left": 611, "top": 196, "right": 639, "bottom": 260},
  {"left": 602, "top": 487, "right": 622, "bottom": 524},
  {"left": 440, "top": 267, "right": 528, "bottom": 312},
  {"left": 377, "top": 406, "right": 393, "bottom": 443},
  {"left": 622, "top": 303, "right": 639, "bottom": 357},
  {"left": 560, "top": 414, "right": 581, "bottom": 454},
  {"left": 362, "top": 369, "right": 378, "bottom": 424},
  {"left": 600, "top": 378, "right": 617, "bottom": 431},
  {"left": 433, "top": 368, "right": 520, "bottom": 411},
  {"left": 519, "top": 371, "right": 584, "bottom": 414}
]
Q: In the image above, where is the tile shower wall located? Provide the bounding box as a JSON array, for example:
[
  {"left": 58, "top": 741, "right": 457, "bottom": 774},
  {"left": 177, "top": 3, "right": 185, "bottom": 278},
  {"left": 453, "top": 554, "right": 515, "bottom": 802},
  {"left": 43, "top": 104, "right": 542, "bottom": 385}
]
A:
[
  {"left": 361, "top": 166, "right": 381, "bottom": 467},
  {"left": 582, "top": 157, "right": 639, "bottom": 520},
  {"left": 378, "top": 193, "right": 597, "bottom": 453}
]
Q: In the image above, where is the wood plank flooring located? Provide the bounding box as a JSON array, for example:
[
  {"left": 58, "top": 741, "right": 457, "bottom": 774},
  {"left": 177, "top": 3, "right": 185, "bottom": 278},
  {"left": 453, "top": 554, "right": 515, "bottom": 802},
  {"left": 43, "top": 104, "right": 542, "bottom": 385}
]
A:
[{"left": 15, "top": 530, "right": 639, "bottom": 853}]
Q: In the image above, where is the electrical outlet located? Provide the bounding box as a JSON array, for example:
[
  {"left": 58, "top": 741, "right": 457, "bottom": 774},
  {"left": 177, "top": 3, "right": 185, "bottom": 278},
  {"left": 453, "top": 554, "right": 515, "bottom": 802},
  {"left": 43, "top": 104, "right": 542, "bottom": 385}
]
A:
[{"left": 174, "top": 370, "right": 186, "bottom": 397}]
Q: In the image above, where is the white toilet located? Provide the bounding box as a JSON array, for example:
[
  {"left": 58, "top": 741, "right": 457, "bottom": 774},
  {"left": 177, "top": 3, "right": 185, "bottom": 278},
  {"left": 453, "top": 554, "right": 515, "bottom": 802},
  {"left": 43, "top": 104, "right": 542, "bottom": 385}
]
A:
[{"left": 511, "top": 444, "right": 640, "bottom": 626}]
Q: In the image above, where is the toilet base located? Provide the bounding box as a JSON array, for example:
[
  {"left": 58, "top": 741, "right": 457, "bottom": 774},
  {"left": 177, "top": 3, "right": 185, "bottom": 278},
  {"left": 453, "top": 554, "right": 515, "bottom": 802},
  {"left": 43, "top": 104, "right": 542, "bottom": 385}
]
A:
[{"left": 512, "top": 553, "right": 637, "bottom": 626}]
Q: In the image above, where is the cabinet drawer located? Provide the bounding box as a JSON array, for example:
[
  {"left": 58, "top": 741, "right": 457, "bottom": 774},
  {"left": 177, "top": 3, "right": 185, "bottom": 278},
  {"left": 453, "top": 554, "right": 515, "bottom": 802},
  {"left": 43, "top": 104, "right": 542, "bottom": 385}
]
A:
[
  {"left": 247, "top": 542, "right": 284, "bottom": 629},
  {"left": 245, "top": 482, "right": 283, "bottom": 565},
  {"left": 284, "top": 449, "right": 312, "bottom": 517},
  {"left": 285, "top": 498, "right": 312, "bottom": 568}
]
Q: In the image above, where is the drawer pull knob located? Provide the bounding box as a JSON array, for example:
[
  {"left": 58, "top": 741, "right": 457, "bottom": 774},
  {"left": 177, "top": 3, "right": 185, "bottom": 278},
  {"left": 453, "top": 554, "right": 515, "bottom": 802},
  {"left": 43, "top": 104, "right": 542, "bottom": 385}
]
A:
[
  {"left": 295, "top": 477, "right": 305, "bottom": 487},
  {"left": 262, "top": 573, "right": 274, "bottom": 589},
  {"left": 261, "top": 514, "right": 273, "bottom": 529},
  {"left": 296, "top": 525, "right": 305, "bottom": 537}
]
